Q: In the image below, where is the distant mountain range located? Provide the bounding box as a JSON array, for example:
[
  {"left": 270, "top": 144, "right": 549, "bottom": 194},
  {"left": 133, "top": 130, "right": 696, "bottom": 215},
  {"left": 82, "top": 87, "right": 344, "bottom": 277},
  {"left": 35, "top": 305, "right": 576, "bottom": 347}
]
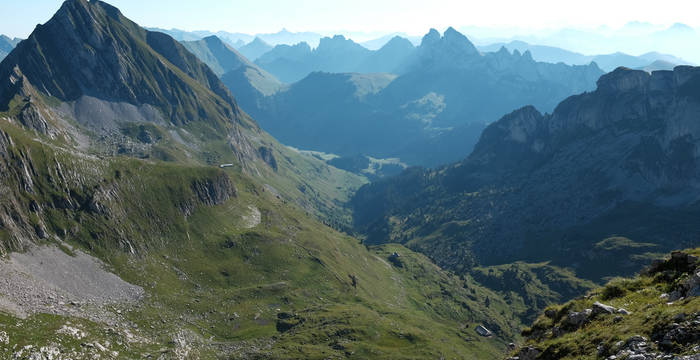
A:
[
  {"left": 237, "top": 37, "right": 274, "bottom": 61},
  {"left": 181, "top": 35, "right": 254, "bottom": 76},
  {"left": 148, "top": 26, "right": 695, "bottom": 75},
  {"left": 359, "top": 32, "right": 421, "bottom": 50},
  {"left": 178, "top": 34, "right": 282, "bottom": 114},
  {"left": 163, "top": 26, "right": 698, "bottom": 175},
  {"left": 223, "top": 28, "right": 603, "bottom": 168},
  {"left": 254, "top": 35, "right": 416, "bottom": 83},
  {"left": 468, "top": 21, "right": 700, "bottom": 65},
  {"left": 352, "top": 66, "right": 700, "bottom": 280},
  {"left": 0, "top": 35, "right": 21, "bottom": 61},
  {"left": 181, "top": 27, "right": 696, "bottom": 172},
  {"left": 147, "top": 28, "right": 323, "bottom": 48},
  {"left": 477, "top": 40, "right": 692, "bottom": 71}
]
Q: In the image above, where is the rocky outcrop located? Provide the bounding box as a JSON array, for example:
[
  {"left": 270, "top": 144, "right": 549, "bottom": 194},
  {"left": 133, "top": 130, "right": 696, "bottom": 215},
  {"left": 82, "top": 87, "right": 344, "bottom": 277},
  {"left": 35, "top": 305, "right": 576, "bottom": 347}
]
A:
[
  {"left": 653, "top": 313, "right": 700, "bottom": 352},
  {"left": 507, "top": 346, "right": 540, "bottom": 360},
  {"left": 601, "top": 327, "right": 700, "bottom": 360},
  {"left": 18, "top": 101, "right": 51, "bottom": 136},
  {"left": 510, "top": 250, "right": 700, "bottom": 360},
  {"left": 592, "top": 301, "right": 616, "bottom": 315},
  {"left": 190, "top": 173, "right": 236, "bottom": 207},
  {"left": 565, "top": 309, "right": 592, "bottom": 329},
  {"left": 257, "top": 146, "right": 277, "bottom": 171}
]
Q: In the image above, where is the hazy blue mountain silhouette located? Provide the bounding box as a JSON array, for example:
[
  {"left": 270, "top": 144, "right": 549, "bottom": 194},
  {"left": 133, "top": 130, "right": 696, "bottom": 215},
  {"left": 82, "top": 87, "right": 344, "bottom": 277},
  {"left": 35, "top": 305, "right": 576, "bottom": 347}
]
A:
[
  {"left": 0, "top": 35, "right": 21, "bottom": 61},
  {"left": 237, "top": 37, "right": 273, "bottom": 61},
  {"left": 233, "top": 28, "right": 603, "bottom": 167},
  {"left": 477, "top": 40, "right": 691, "bottom": 71}
]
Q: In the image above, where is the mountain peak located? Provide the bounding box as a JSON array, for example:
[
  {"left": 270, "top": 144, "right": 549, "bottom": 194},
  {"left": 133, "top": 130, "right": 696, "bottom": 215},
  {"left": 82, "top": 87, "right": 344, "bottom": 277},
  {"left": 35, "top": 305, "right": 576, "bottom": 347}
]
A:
[
  {"left": 317, "top": 35, "right": 366, "bottom": 53},
  {"left": 203, "top": 35, "right": 224, "bottom": 44},
  {"left": 442, "top": 27, "right": 477, "bottom": 51},
  {"left": 249, "top": 37, "right": 270, "bottom": 46},
  {"left": 55, "top": 0, "right": 124, "bottom": 24},
  {"left": 421, "top": 28, "right": 441, "bottom": 46},
  {"left": 418, "top": 27, "right": 478, "bottom": 57},
  {"left": 595, "top": 67, "right": 650, "bottom": 92},
  {"left": 334, "top": 34, "right": 346, "bottom": 40},
  {"left": 669, "top": 22, "right": 694, "bottom": 32},
  {"left": 380, "top": 36, "right": 414, "bottom": 51},
  {"left": 0, "top": 0, "right": 240, "bottom": 128}
]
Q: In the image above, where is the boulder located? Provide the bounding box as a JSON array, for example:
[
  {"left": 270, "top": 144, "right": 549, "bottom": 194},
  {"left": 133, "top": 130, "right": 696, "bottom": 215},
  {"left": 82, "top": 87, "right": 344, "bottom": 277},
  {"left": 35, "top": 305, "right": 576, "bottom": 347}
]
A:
[
  {"left": 686, "top": 271, "right": 700, "bottom": 297},
  {"left": 593, "top": 301, "right": 616, "bottom": 315},
  {"left": 544, "top": 309, "right": 557, "bottom": 318},
  {"left": 516, "top": 346, "right": 540, "bottom": 360},
  {"left": 566, "top": 309, "right": 592, "bottom": 328},
  {"left": 669, "top": 290, "right": 683, "bottom": 302}
]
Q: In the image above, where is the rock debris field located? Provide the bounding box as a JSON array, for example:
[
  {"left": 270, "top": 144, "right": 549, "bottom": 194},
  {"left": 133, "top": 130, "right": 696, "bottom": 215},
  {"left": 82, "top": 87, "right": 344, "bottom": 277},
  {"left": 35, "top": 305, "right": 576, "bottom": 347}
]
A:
[{"left": 0, "top": 244, "right": 143, "bottom": 325}]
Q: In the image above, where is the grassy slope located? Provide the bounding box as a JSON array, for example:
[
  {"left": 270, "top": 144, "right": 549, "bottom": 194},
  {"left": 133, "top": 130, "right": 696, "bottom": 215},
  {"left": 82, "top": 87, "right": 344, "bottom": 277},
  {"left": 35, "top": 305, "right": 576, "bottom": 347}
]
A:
[
  {"left": 513, "top": 248, "right": 700, "bottom": 360},
  {"left": 0, "top": 114, "right": 519, "bottom": 359}
]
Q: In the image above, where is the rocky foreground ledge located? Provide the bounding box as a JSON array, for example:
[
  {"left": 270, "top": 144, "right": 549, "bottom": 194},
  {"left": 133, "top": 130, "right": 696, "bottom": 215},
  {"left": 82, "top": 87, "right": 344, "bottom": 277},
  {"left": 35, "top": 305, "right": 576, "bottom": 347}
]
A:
[{"left": 508, "top": 250, "right": 700, "bottom": 360}]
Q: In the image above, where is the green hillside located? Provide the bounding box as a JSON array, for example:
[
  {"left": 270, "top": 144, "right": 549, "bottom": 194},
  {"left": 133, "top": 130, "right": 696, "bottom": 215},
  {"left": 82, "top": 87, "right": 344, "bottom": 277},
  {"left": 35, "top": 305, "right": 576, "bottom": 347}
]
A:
[
  {"left": 0, "top": 1, "right": 527, "bottom": 359},
  {"left": 510, "top": 249, "right": 700, "bottom": 360},
  {"left": 0, "top": 115, "right": 520, "bottom": 358}
]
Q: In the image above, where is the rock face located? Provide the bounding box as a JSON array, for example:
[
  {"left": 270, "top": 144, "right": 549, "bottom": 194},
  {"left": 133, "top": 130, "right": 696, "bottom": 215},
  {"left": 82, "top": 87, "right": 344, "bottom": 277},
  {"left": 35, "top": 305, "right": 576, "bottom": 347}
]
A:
[
  {"left": 352, "top": 66, "right": 700, "bottom": 279},
  {"left": 0, "top": 0, "right": 241, "bottom": 130},
  {"left": 0, "top": 0, "right": 291, "bottom": 172},
  {"left": 653, "top": 313, "right": 700, "bottom": 352},
  {"left": 190, "top": 173, "right": 236, "bottom": 207}
]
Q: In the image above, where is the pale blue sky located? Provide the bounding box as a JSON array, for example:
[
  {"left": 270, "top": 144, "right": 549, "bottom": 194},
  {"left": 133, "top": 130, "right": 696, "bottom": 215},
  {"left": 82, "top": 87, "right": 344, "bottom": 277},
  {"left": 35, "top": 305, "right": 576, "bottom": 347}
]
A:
[{"left": 2, "top": 0, "right": 699, "bottom": 39}]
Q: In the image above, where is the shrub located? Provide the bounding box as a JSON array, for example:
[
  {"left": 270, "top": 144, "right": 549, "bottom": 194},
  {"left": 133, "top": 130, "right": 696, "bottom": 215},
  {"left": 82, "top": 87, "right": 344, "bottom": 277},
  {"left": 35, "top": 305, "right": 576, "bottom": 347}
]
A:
[{"left": 601, "top": 283, "right": 626, "bottom": 300}]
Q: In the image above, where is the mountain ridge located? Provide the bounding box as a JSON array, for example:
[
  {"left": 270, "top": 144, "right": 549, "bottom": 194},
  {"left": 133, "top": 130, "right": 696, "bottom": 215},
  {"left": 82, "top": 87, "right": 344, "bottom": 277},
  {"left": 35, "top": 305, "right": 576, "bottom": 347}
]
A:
[
  {"left": 0, "top": 1, "right": 524, "bottom": 358},
  {"left": 477, "top": 40, "right": 692, "bottom": 71},
  {"left": 0, "top": 0, "right": 241, "bottom": 132},
  {"left": 238, "top": 27, "right": 603, "bottom": 168},
  {"left": 352, "top": 66, "right": 700, "bottom": 280}
]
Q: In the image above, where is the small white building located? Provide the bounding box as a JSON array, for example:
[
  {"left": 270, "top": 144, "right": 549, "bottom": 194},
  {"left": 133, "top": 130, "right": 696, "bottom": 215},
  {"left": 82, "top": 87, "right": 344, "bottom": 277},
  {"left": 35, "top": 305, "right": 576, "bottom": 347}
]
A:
[
  {"left": 475, "top": 325, "right": 493, "bottom": 337},
  {"left": 219, "top": 164, "right": 234, "bottom": 168}
]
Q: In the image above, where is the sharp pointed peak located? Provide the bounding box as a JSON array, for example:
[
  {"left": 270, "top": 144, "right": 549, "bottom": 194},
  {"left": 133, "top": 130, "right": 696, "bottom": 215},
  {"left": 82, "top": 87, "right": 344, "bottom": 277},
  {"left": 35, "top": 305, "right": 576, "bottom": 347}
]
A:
[
  {"left": 202, "top": 35, "right": 224, "bottom": 43},
  {"left": 421, "top": 28, "right": 441, "bottom": 46},
  {"left": 250, "top": 37, "right": 270, "bottom": 45},
  {"left": 444, "top": 26, "right": 460, "bottom": 35}
]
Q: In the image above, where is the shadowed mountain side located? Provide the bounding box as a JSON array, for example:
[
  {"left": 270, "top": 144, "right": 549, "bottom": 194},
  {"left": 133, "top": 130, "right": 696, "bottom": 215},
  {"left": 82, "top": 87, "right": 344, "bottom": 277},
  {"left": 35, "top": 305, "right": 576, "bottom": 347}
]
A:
[{"left": 352, "top": 66, "right": 700, "bottom": 281}]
